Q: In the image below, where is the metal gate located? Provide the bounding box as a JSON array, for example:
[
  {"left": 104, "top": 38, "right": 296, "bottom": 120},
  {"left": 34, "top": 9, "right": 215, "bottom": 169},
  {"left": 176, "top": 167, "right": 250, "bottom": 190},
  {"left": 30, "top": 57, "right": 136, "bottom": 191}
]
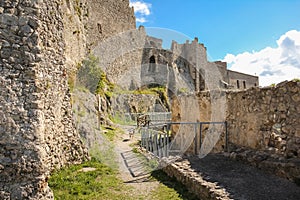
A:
[
  {"left": 140, "top": 128, "right": 170, "bottom": 158},
  {"left": 140, "top": 121, "right": 228, "bottom": 158}
]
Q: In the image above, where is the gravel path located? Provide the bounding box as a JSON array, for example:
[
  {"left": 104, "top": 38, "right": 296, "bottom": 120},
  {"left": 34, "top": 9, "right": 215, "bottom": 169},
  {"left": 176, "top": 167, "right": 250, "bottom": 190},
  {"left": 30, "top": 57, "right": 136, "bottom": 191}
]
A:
[{"left": 187, "top": 154, "right": 300, "bottom": 200}]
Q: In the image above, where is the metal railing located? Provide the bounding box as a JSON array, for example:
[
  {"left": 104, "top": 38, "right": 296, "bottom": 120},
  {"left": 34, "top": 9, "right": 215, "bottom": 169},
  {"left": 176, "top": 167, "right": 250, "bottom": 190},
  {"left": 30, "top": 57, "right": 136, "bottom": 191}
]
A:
[
  {"left": 112, "top": 112, "right": 171, "bottom": 126},
  {"left": 140, "top": 128, "right": 170, "bottom": 158},
  {"left": 147, "top": 112, "right": 172, "bottom": 122},
  {"left": 140, "top": 121, "right": 228, "bottom": 158}
]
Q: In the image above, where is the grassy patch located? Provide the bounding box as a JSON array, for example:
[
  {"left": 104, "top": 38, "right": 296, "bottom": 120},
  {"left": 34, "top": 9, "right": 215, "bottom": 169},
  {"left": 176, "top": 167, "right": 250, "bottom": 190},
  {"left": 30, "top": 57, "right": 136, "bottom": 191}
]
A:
[
  {"left": 101, "top": 125, "right": 124, "bottom": 141},
  {"left": 130, "top": 146, "right": 159, "bottom": 171},
  {"left": 101, "top": 126, "right": 116, "bottom": 141},
  {"left": 49, "top": 158, "right": 134, "bottom": 200},
  {"left": 151, "top": 170, "right": 198, "bottom": 200}
]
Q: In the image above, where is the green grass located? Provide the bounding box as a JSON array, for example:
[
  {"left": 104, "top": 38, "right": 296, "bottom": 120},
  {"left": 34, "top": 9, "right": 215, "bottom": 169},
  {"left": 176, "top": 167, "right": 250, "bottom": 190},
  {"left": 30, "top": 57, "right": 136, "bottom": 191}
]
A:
[
  {"left": 101, "top": 125, "right": 125, "bottom": 141},
  {"left": 49, "top": 158, "right": 134, "bottom": 200},
  {"left": 49, "top": 158, "right": 197, "bottom": 200},
  {"left": 101, "top": 126, "right": 116, "bottom": 141},
  {"left": 110, "top": 113, "right": 136, "bottom": 126},
  {"left": 89, "top": 143, "right": 117, "bottom": 171},
  {"left": 130, "top": 147, "right": 159, "bottom": 171},
  {"left": 150, "top": 170, "right": 198, "bottom": 200}
]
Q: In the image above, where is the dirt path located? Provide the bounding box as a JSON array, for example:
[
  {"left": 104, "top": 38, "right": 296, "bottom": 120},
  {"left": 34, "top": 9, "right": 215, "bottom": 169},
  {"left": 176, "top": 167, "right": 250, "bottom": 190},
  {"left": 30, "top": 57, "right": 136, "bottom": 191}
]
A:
[
  {"left": 113, "top": 125, "right": 300, "bottom": 200},
  {"left": 187, "top": 154, "right": 300, "bottom": 200},
  {"left": 114, "top": 125, "right": 159, "bottom": 198}
]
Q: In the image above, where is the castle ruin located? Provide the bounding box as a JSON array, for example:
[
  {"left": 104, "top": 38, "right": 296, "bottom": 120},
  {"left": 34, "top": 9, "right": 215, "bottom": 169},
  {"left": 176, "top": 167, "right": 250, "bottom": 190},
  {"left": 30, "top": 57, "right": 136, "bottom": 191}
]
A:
[{"left": 0, "top": 0, "right": 298, "bottom": 199}]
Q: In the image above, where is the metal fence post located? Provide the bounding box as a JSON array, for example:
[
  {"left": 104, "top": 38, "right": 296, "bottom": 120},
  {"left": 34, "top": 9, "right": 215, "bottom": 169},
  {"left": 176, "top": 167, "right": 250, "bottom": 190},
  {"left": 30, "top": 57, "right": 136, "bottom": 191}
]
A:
[
  {"left": 153, "top": 132, "right": 158, "bottom": 156},
  {"left": 199, "top": 123, "right": 202, "bottom": 154},
  {"left": 194, "top": 124, "right": 198, "bottom": 155},
  {"left": 146, "top": 129, "right": 149, "bottom": 151},
  {"left": 159, "top": 133, "right": 163, "bottom": 158},
  {"left": 225, "top": 121, "right": 228, "bottom": 152}
]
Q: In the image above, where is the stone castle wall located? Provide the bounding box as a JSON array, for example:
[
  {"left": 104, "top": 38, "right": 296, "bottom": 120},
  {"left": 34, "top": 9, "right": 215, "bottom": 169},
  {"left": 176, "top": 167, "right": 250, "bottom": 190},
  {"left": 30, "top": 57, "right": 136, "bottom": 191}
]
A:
[
  {"left": 0, "top": 0, "right": 136, "bottom": 199},
  {"left": 0, "top": 1, "right": 90, "bottom": 199},
  {"left": 173, "top": 80, "right": 300, "bottom": 157},
  {"left": 172, "top": 81, "right": 300, "bottom": 180},
  {"left": 226, "top": 81, "right": 300, "bottom": 156},
  {"left": 85, "top": 0, "right": 136, "bottom": 51}
]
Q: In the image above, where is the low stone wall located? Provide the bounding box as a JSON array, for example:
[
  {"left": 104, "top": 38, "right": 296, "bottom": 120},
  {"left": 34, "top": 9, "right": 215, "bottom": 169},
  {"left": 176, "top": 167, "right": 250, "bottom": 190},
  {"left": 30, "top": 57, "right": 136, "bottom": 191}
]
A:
[
  {"left": 226, "top": 80, "right": 300, "bottom": 158},
  {"left": 161, "top": 157, "right": 231, "bottom": 200},
  {"left": 171, "top": 80, "right": 300, "bottom": 181}
]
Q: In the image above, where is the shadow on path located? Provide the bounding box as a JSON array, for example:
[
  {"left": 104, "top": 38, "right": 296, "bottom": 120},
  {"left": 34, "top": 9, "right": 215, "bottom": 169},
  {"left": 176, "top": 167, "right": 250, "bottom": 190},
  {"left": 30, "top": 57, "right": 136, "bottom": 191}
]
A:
[{"left": 121, "top": 150, "right": 151, "bottom": 178}]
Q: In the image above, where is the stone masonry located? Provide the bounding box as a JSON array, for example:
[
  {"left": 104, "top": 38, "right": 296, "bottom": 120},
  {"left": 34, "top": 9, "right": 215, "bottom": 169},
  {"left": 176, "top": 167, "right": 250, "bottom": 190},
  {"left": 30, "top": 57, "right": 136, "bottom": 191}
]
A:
[
  {"left": 0, "top": 0, "right": 92, "bottom": 199},
  {"left": 172, "top": 80, "right": 300, "bottom": 182},
  {"left": 0, "top": 0, "right": 137, "bottom": 199}
]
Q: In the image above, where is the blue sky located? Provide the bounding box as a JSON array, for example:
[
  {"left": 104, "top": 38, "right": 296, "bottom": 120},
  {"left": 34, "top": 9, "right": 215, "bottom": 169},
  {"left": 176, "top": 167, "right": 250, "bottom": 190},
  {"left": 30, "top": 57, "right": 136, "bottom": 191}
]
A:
[{"left": 130, "top": 0, "right": 300, "bottom": 86}]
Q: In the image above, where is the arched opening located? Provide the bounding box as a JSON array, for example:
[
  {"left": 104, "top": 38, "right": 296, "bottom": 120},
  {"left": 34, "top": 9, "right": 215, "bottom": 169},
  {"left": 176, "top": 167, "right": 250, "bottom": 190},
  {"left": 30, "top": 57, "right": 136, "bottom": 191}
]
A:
[{"left": 149, "top": 55, "right": 156, "bottom": 72}]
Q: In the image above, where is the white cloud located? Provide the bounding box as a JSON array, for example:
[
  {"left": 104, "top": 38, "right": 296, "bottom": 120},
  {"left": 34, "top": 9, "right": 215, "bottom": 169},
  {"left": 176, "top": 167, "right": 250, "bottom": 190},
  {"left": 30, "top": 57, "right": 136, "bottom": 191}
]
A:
[
  {"left": 136, "top": 17, "right": 147, "bottom": 23},
  {"left": 130, "top": 1, "right": 151, "bottom": 15},
  {"left": 223, "top": 30, "right": 300, "bottom": 86},
  {"left": 130, "top": 1, "right": 151, "bottom": 23}
]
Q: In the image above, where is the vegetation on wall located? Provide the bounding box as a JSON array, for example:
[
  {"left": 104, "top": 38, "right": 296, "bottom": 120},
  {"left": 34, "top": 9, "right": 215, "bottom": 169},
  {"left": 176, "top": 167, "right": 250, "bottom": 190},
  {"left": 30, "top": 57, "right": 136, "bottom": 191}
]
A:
[
  {"left": 113, "top": 84, "right": 171, "bottom": 112},
  {"left": 136, "top": 85, "right": 170, "bottom": 112},
  {"left": 75, "top": 54, "right": 114, "bottom": 99},
  {"left": 293, "top": 78, "right": 300, "bottom": 82}
]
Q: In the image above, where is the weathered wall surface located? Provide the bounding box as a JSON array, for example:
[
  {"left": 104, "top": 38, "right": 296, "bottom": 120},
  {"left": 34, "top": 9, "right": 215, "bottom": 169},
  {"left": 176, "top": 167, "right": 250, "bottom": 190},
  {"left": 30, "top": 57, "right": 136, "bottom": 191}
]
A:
[
  {"left": 173, "top": 80, "right": 300, "bottom": 157},
  {"left": 226, "top": 81, "right": 300, "bottom": 156},
  {"left": 85, "top": 0, "right": 136, "bottom": 51},
  {"left": 111, "top": 93, "right": 169, "bottom": 116},
  {"left": 0, "top": 0, "right": 94, "bottom": 199},
  {"left": 172, "top": 81, "right": 300, "bottom": 180}
]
